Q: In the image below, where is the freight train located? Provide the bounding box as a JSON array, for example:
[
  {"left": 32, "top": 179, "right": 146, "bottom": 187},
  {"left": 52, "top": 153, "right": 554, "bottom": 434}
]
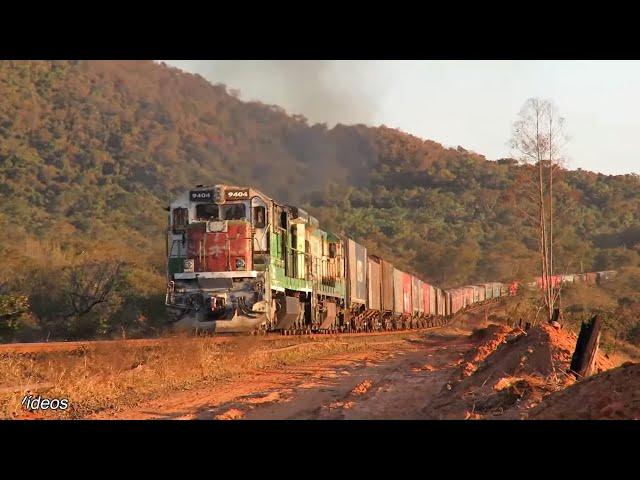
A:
[{"left": 164, "top": 184, "right": 611, "bottom": 333}]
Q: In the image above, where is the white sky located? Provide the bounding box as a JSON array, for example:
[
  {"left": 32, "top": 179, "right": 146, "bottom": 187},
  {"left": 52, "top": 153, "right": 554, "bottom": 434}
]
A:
[{"left": 165, "top": 60, "right": 640, "bottom": 175}]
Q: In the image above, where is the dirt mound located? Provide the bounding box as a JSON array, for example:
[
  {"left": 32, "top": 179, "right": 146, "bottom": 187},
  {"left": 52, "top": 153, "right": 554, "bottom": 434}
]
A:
[
  {"left": 528, "top": 361, "right": 640, "bottom": 419},
  {"left": 461, "top": 324, "right": 517, "bottom": 377},
  {"left": 426, "top": 323, "right": 617, "bottom": 419}
]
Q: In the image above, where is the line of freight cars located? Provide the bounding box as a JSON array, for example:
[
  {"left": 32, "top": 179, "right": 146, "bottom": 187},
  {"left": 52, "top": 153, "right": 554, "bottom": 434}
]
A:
[
  {"left": 528, "top": 270, "right": 617, "bottom": 290},
  {"left": 360, "top": 255, "right": 513, "bottom": 331}
]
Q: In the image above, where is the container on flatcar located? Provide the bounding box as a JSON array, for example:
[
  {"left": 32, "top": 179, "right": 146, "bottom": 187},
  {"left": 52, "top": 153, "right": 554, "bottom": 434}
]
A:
[
  {"left": 475, "top": 285, "right": 486, "bottom": 302},
  {"left": 367, "top": 256, "right": 382, "bottom": 311},
  {"left": 429, "top": 284, "right": 437, "bottom": 315},
  {"left": 403, "top": 273, "right": 412, "bottom": 314},
  {"left": 455, "top": 288, "right": 465, "bottom": 314},
  {"left": 463, "top": 287, "right": 474, "bottom": 307},
  {"left": 345, "top": 238, "right": 367, "bottom": 308},
  {"left": 445, "top": 289, "right": 453, "bottom": 315},
  {"left": 393, "top": 268, "right": 404, "bottom": 315},
  {"left": 412, "top": 276, "right": 423, "bottom": 315},
  {"left": 471, "top": 285, "right": 481, "bottom": 303},
  {"left": 446, "top": 288, "right": 462, "bottom": 315},
  {"left": 422, "top": 282, "right": 431, "bottom": 316},
  {"left": 393, "top": 269, "right": 413, "bottom": 315},
  {"left": 508, "top": 281, "right": 520, "bottom": 296},
  {"left": 435, "top": 287, "right": 445, "bottom": 316},
  {"left": 381, "top": 258, "right": 394, "bottom": 312},
  {"left": 596, "top": 270, "right": 617, "bottom": 284}
]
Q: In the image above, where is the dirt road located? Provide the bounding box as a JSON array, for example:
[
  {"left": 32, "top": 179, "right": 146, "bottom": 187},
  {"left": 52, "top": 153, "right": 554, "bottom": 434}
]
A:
[{"left": 93, "top": 327, "right": 477, "bottom": 420}]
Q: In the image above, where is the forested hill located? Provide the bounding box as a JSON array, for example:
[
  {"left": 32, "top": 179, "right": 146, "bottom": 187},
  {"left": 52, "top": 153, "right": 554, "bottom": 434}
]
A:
[{"left": 1, "top": 60, "right": 640, "bottom": 339}]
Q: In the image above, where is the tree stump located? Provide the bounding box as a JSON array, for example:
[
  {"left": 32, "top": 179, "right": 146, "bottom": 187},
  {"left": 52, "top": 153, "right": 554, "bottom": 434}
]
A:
[{"left": 569, "top": 315, "right": 602, "bottom": 378}]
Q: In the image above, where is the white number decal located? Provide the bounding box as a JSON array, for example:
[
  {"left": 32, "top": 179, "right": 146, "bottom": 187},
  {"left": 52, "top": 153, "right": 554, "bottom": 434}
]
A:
[{"left": 227, "top": 191, "right": 248, "bottom": 198}]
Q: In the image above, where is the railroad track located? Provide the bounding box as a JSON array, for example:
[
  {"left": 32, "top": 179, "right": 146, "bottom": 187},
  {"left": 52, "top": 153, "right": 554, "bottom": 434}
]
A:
[{"left": 0, "top": 300, "right": 495, "bottom": 355}]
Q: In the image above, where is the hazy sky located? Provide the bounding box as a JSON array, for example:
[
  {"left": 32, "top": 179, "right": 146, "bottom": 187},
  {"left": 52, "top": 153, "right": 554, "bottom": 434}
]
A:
[{"left": 165, "top": 60, "right": 640, "bottom": 175}]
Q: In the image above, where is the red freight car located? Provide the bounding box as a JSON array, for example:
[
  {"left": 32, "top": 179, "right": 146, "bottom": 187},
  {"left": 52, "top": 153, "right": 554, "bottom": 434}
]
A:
[
  {"left": 403, "top": 273, "right": 413, "bottom": 315},
  {"left": 422, "top": 282, "right": 431, "bottom": 318},
  {"left": 411, "top": 276, "right": 423, "bottom": 327}
]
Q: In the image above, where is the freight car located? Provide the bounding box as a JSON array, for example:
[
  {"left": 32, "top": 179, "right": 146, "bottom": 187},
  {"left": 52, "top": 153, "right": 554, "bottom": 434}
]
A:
[
  {"left": 165, "top": 184, "right": 514, "bottom": 333},
  {"left": 532, "top": 271, "right": 616, "bottom": 291}
]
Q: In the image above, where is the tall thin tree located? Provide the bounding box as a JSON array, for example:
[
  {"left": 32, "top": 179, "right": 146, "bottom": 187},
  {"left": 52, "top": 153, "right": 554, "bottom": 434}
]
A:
[{"left": 511, "top": 98, "right": 567, "bottom": 321}]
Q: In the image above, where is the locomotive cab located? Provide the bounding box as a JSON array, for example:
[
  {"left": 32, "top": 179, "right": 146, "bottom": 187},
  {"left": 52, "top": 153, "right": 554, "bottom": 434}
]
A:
[{"left": 165, "top": 185, "right": 272, "bottom": 332}]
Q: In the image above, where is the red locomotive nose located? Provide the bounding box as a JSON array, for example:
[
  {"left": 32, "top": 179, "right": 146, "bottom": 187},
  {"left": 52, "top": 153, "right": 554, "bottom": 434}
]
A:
[{"left": 187, "top": 222, "right": 252, "bottom": 272}]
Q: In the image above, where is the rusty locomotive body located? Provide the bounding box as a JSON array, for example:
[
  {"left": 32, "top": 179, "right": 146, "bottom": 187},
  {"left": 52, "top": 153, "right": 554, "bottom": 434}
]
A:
[{"left": 164, "top": 184, "right": 542, "bottom": 333}]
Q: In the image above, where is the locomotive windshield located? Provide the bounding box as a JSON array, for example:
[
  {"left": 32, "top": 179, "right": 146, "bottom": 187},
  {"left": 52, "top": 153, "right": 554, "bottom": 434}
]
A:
[
  {"left": 195, "top": 204, "right": 219, "bottom": 221},
  {"left": 221, "top": 203, "right": 246, "bottom": 220},
  {"left": 194, "top": 203, "right": 247, "bottom": 221}
]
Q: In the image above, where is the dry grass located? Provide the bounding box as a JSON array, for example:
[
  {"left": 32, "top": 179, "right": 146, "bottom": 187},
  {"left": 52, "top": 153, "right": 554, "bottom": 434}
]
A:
[{"left": 0, "top": 332, "right": 418, "bottom": 419}]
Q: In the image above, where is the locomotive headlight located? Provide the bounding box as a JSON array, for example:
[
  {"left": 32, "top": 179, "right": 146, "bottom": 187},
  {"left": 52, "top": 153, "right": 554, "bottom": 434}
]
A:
[{"left": 235, "top": 258, "right": 246, "bottom": 270}]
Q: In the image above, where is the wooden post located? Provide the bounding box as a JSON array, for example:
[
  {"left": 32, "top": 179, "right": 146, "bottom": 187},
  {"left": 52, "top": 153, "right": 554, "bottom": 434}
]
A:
[{"left": 569, "top": 315, "right": 602, "bottom": 378}]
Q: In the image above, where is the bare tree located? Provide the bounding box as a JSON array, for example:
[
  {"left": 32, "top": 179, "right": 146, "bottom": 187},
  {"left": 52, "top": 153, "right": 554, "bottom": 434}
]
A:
[
  {"left": 511, "top": 98, "right": 567, "bottom": 322},
  {"left": 63, "top": 261, "right": 124, "bottom": 322}
]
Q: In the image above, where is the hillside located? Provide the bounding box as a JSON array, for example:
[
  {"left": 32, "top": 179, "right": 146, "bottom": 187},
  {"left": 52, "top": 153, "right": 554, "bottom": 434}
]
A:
[{"left": 1, "top": 60, "right": 640, "bottom": 341}]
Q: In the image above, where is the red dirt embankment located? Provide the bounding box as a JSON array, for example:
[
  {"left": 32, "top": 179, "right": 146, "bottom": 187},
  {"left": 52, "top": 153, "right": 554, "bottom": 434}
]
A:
[
  {"left": 529, "top": 361, "right": 640, "bottom": 419},
  {"left": 425, "top": 323, "right": 621, "bottom": 419}
]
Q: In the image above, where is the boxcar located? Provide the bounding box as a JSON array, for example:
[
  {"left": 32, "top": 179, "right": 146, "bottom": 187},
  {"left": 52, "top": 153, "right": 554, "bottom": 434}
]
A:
[
  {"left": 463, "top": 287, "right": 474, "bottom": 307},
  {"left": 393, "top": 268, "right": 404, "bottom": 315},
  {"left": 446, "top": 288, "right": 463, "bottom": 315},
  {"left": 429, "top": 284, "right": 436, "bottom": 315},
  {"left": 367, "top": 255, "right": 382, "bottom": 311},
  {"left": 455, "top": 288, "right": 465, "bottom": 314},
  {"left": 471, "top": 286, "right": 480, "bottom": 303},
  {"left": 435, "top": 288, "right": 445, "bottom": 316},
  {"left": 412, "top": 276, "right": 423, "bottom": 316},
  {"left": 393, "top": 269, "right": 413, "bottom": 315},
  {"left": 380, "top": 258, "right": 395, "bottom": 312},
  {"left": 444, "top": 289, "right": 453, "bottom": 315},
  {"left": 475, "top": 285, "right": 486, "bottom": 302},
  {"left": 345, "top": 238, "right": 367, "bottom": 309},
  {"left": 422, "top": 283, "right": 432, "bottom": 317},
  {"left": 596, "top": 270, "right": 616, "bottom": 284}
]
